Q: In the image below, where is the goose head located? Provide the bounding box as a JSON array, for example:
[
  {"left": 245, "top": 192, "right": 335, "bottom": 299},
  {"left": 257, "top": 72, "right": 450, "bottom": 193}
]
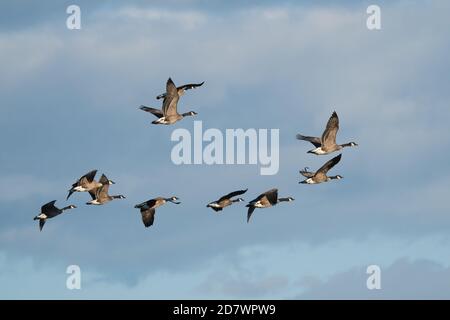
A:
[{"left": 168, "top": 196, "right": 181, "bottom": 204}]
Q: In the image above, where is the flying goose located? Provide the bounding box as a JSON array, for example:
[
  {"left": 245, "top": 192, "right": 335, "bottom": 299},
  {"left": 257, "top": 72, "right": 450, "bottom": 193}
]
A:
[
  {"left": 299, "top": 154, "right": 343, "bottom": 184},
  {"left": 86, "top": 174, "right": 125, "bottom": 205},
  {"left": 207, "top": 189, "right": 247, "bottom": 212},
  {"left": 67, "top": 170, "right": 114, "bottom": 200},
  {"left": 33, "top": 200, "right": 76, "bottom": 231},
  {"left": 246, "top": 188, "right": 294, "bottom": 223},
  {"left": 296, "top": 111, "right": 358, "bottom": 155},
  {"left": 134, "top": 196, "right": 181, "bottom": 227},
  {"left": 140, "top": 78, "right": 197, "bottom": 125},
  {"left": 156, "top": 81, "right": 204, "bottom": 100}
]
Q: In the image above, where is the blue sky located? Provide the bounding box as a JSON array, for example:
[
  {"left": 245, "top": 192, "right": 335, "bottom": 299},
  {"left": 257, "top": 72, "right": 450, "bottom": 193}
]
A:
[{"left": 1, "top": 0, "right": 450, "bottom": 299}]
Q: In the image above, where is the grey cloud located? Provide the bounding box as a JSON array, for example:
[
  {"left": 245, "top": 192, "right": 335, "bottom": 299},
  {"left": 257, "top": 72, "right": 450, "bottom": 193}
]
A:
[
  {"left": 296, "top": 258, "right": 450, "bottom": 299},
  {"left": 0, "top": 0, "right": 449, "bottom": 290}
]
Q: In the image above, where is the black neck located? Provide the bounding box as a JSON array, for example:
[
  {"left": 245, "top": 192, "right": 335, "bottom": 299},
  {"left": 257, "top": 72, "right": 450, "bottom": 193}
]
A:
[{"left": 340, "top": 142, "right": 353, "bottom": 148}]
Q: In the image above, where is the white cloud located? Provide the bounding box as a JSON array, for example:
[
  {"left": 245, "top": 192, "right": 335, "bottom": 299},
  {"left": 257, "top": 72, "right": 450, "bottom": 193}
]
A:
[{"left": 0, "top": 174, "right": 60, "bottom": 203}]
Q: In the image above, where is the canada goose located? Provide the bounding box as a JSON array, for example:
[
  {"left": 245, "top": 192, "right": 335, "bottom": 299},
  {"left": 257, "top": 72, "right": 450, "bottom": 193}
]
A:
[
  {"left": 33, "top": 200, "right": 76, "bottom": 231},
  {"left": 67, "top": 170, "right": 114, "bottom": 200},
  {"left": 86, "top": 174, "right": 125, "bottom": 205},
  {"left": 156, "top": 81, "right": 204, "bottom": 100},
  {"left": 207, "top": 189, "right": 247, "bottom": 212},
  {"left": 299, "top": 154, "right": 343, "bottom": 184},
  {"left": 296, "top": 111, "right": 358, "bottom": 155},
  {"left": 134, "top": 196, "right": 181, "bottom": 227},
  {"left": 246, "top": 188, "right": 294, "bottom": 223},
  {"left": 140, "top": 78, "right": 198, "bottom": 125}
]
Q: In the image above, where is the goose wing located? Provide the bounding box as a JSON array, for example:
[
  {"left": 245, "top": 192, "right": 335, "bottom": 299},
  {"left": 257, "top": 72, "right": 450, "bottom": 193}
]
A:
[
  {"left": 162, "top": 78, "right": 179, "bottom": 116},
  {"left": 141, "top": 208, "right": 156, "bottom": 227},
  {"left": 98, "top": 174, "right": 109, "bottom": 184},
  {"left": 218, "top": 189, "right": 248, "bottom": 202},
  {"left": 135, "top": 199, "right": 157, "bottom": 210},
  {"left": 41, "top": 200, "right": 57, "bottom": 214},
  {"left": 39, "top": 219, "right": 46, "bottom": 231},
  {"left": 41, "top": 200, "right": 60, "bottom": 218},
  {"left": 67, "top": 170, "right": 98, "bottom": 199},
  {"left": 263, "top": 188, "right": 278, "bottom": 205},
  {"left": 299, "top": 170, "right": 315, "bottom": 178},
  {"left": 81, "top": 170, "right": 97, "bottom": 184},
  {"left": 316, "top": 154, "right": 342, "bottom": 175},
  {"left": 247, "top": 206, "right": 256, "bottom": 223},
  {"left": 296, "top": 134, "right": 322, "bottom": 148},
  {"left": 178, "top": 81, "right": 205, "bottom": 92},
  {"left": 321, "top": 111, "right": 339, "bottom": 148},
  {"left": 88, "top": 189, "right": 97, "bottom": 200},
  {"left": 95, "top": 178, "right": 110, "bottom": 201},
  {"left": 140, "top": 105, "right": 163, "bottom": 118}
]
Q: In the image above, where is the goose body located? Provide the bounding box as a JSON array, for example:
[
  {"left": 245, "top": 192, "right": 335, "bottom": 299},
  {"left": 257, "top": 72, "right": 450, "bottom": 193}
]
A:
[
  {"left": 86, "top": 174, "right": 125, "bottom": 205},
  {"left": 207, "top": 189, "right": 247, "bottom": 212},
  {"left": 140, "top": 78, "right": 198, "bottom": 125},
  {"left": 67, "top": 170, "right": 114, "bottom": 200},
  {"left": 33, "top": 200, "right": 76, "bottom": 231},
  {"left": 134, "top": 196, "right": 180, "bottom": 227},
  {"left": 246, "top": 188, "right": 294, "bottom": 223},
  {"left": 296, "top": 111, "right": 357, "bottom": 155},
  {"left": 299, "top": 154, "right": 343, "bottom": 184}
]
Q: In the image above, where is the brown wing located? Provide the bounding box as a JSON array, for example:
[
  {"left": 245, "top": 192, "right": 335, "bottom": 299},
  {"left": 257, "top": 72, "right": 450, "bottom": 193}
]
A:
[
  {"left": 81, "top": 170, "right": 97, "bottom": 183},
  {"left": 141, "top": 208, "right": 156, "bottom": 227},
  {"left": 178, "top": 82, "right": 205, "bottom": 91},
  {"left": 95, "top": 183, "right": 110, "bottom": 201},
  {"left": 98, "top": 174, "right": 110, "bottom": 186},
  {"left": 296, "top": 134, "right": 322, "bottom": 148},
  {"left": 88, "top": 189, "right": 97, "bottom": 200},
  {"left": 263, "top": 188, "right": 278, "bottom": 205},
  {"left": 162, "top": 78, "right": 179, "bottom": 116},
  {"left": 139, "top": 105, "right": 163, "bottom": 118},
  {"left": 299, "top": 170, "right": 315, "bottom": 178},
  {"left": 321, "top": 111, "right": 339, "bottom": 148},
  {"left": 71, "top": 169, "right": 97, "bottom": 189},
  {"left": 218, "top": 189, "right": 247, "bottom": 202},
  {"left": 316, "top": 154, "right": 342, "bottom": 175},
  {"left": 247, "top": 206, "right": 256, "bottom": 223}
]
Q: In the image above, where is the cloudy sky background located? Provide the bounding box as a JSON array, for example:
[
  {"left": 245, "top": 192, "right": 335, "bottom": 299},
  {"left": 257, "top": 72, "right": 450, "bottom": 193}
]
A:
[{"left": 1, "top": 0, "right": 450, "bottom": 299}]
